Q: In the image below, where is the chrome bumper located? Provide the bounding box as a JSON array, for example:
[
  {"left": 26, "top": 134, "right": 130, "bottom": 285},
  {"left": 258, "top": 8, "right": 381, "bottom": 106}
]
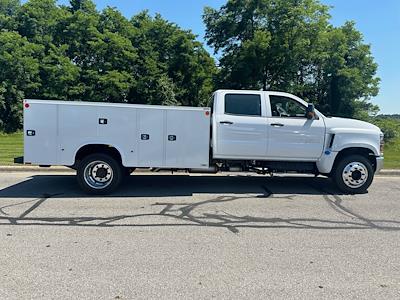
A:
[{"left": 375, "top": 156, "right": 384, "bottom": 173}]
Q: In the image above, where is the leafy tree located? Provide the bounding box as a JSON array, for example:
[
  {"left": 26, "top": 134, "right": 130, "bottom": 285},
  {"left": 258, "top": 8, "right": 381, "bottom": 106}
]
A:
[
  {"left": 69, "top": 0, "right": 96, "bottom": 13},
  {"left": 54, "top": 6, "right": 138, "bottom": 103},
  {"left": 99, "top": 6, "right": 135, "bottom": 38},
  {"left": 0, "top": 0, "right": 20, "bottom": 30},
  {"left": 16, "top": 0, "right": 64, "bottom": 45},
  {"left": 0, "top": 32, "right": 41, "bottom": 132},
  {"left": 2, "top": 0, "right": 381, "bottom": 133},
  {"left": 204, "top": 0, "right": 380, "bottom": 117},
  {"left": 0, "top": 0, "right": 217, "bottom": 131},
  {"left": 39, "top": 44, "right": 81, "bottom": 99},
  {"left": 0, "top": 0, "right": 20, "bottom": 15},
  {"left": 131, "top": 12, "right": 216, "bottom": 106},
  {"left": 0, "top": 0, "right": 216, "bottom": 131},
  {"left": 371, "top": 118, "right": 400, "bottom": 142},
  {"left": 321, "top": 22, "right": 380, "bottom": 117},
  {"left": 13, "top": 0, "right": 80, "bottom": 102}
]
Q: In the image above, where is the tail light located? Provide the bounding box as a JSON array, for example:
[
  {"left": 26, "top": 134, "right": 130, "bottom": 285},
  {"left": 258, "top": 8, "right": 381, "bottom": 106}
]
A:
[{"left": 380, "top": 135, "right": 384, "bottom": 156}]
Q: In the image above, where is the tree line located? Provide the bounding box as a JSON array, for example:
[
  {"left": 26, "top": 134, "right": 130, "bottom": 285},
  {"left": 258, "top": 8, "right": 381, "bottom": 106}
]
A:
[{"left": 0, "top": 0, "right": 380, "bottom": 133}]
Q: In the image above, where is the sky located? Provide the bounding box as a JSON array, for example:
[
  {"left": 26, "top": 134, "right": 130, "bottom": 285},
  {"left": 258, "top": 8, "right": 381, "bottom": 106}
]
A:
[{"left": 53, "top": 0, "right": 399, "bottom": 114}]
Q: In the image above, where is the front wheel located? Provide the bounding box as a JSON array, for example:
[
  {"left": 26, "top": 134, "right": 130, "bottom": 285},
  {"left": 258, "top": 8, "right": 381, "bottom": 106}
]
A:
[
  {"left": 77, "top": 153, "right": 123, "bottom": 195},
  {"left": 333, "top": 155, "right": 374, "bottom": 194}
]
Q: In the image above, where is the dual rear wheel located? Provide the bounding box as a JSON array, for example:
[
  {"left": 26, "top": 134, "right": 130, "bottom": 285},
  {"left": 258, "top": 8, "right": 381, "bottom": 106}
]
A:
[{"left": 77, "top": 153, "right": 125, "bottom": 195}]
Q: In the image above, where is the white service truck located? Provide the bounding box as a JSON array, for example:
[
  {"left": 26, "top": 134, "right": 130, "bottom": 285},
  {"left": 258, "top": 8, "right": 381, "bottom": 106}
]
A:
[{"left": 19, "top": 90, "right": 384, "bottom": 194}]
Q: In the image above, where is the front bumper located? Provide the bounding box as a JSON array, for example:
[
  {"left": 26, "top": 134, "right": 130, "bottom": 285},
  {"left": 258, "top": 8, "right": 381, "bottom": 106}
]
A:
[{"left": 375, "top": 156, "right": 384, "bottom": 173}]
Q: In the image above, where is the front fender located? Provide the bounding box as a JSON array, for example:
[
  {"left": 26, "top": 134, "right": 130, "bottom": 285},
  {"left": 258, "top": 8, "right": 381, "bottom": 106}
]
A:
[
  {"left": 316, "top": 129, "right": 381, "bottom": 174},
  {"left": 329, "top": 129, "right": 381, "bottom": 156}
]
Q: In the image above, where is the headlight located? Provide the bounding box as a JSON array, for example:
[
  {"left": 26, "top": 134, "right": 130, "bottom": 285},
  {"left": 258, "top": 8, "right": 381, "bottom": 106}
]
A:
[{"left": 380, "top": 135, "right": 384, "bottom": 156}]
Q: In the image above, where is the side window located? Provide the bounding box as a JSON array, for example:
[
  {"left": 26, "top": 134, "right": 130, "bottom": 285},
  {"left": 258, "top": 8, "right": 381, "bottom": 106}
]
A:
[
  {"left": 270, "top": 95, "right": 306, "bottom": 118},
  {"left": 225, "top": 94, "right": 261, "bottom": 116}
]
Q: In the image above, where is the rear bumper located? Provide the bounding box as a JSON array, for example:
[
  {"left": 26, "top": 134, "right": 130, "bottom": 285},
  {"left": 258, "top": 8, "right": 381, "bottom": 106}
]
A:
[
  {"left": 14, "top": 156, "right": 24, "bottom": 164},
  {"left": 375, "top": 156, "right": 384, "bottom": 173}
]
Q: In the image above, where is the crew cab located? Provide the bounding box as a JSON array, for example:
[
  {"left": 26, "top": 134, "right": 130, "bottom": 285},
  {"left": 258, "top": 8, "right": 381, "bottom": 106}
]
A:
[{"left": 20, "top": 90, "right": 384, "bottom": 194}]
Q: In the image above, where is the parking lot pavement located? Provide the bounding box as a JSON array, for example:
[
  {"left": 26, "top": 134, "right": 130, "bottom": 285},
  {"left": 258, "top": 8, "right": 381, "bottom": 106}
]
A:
[{"left": 0, "top": 172, "right": 399, "bottom": 299}]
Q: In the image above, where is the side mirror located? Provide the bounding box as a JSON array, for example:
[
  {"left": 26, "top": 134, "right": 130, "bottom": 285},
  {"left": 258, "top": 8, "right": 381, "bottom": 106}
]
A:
[{"left": 306, "top": 104, "right": 317, "bottom": 120}]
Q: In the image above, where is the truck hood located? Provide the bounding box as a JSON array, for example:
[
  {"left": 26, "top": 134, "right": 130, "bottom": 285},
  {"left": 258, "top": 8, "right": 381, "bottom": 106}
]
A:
[{"left": 323, "top": 117, "right": 382, "bottom": 134}]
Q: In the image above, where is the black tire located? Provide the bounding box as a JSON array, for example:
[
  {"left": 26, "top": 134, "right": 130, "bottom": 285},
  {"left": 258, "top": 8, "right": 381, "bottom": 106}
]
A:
[
  {"left": 333, "top": 154, "right": 374, "bottom": 194},
  {"left": 77, "top": 153, "right": 123, "bottom": 195}
]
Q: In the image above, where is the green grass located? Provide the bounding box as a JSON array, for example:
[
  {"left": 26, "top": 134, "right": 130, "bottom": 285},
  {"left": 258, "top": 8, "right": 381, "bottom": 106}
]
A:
[
  {"left": 384, "top": 137, "right": 400, "bottom": 169},
  {"left": 0, "top": 132, "right": 23, "bottom": 165},
  {"left": 0, "top": 132, "right": 399, "bottom": 168}
]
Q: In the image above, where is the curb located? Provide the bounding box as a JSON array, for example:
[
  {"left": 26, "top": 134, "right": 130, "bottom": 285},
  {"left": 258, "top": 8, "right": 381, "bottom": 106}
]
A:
[
  {"left": 0, "top": 166, "right": 154, "bottom": 173},
  {"left": 377, "top": 170, "right": 400, "bottom": 177},
  {"left": 0, "top": 166, "right": 73, "bottom": 173},
  {"left": 0, "top": 166, "right": 399, "bottom": 176}
]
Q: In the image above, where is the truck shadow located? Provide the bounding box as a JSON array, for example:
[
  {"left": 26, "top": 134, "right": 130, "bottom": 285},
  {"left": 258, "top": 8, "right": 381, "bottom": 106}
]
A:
[
  {"left": 1, "top": 174, "right": 399, "bottom": 232},
  {"left": 0, "top": 174, "right": 341, "bottom": 198}
]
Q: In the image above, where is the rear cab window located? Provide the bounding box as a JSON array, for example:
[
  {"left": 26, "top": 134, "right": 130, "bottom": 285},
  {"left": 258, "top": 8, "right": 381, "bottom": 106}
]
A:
[{"left": 225, "top": 94, "right": 262, "bottom": 116}]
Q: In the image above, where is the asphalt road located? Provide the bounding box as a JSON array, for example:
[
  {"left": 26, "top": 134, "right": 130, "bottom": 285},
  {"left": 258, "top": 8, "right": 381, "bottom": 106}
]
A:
[{"left": 0, "top": 172, "right": 399, "bottom": 299}]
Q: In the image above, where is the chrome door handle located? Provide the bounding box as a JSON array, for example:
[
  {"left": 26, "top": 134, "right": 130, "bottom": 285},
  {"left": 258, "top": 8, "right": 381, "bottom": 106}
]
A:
[
  {"left": 271, "top": 123, "right": 284, "bottom": 127},
  {"left": 220, "top": 121, "right": 234, "bottom": 125}
]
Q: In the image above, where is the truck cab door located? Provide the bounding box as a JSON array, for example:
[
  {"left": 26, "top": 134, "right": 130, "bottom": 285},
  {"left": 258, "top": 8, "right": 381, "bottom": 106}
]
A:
[
  {"left": 266, "top": 93, "right": 325, "bottom": 160},
  {"left": 213, "top": 92, "right": 268, "bottom": 159}
]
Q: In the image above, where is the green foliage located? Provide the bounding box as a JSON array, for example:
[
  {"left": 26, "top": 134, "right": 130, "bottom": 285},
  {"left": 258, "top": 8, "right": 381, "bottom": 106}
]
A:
[
  {"left": 0, "top": 0, "right": 216, "bottom": 131},
  {"left": 69, "top": 0, "right": 96, "bottom": 13},
  {"left": 0, "top": 31, "right": 41, "bottom": 132},
  {"left": 204, "top": 0, "right": 380, "bottom": 118},
  {"left": 16, "top": 0, "right": 64, "bottom": 45},
  {"left": 384, "top": 137, "right": 400, "bottom": 169},
  {"left": 356, "top": 114, "right": 400, "bottom": 143},
  {"left": 378, "top": 114, "right": 400, "bottom": 120},
  {"left": 130, "top": 12, "right": 216, "bottom": 106},
  {"left": 371, "top": 118, "right": 400, "bottom": 142},
  {"left": 0, "top": 0, "right": 384, "bottom": 133},
  {"left": 0, "top": 0, "right": 20, "bottom": 30}
]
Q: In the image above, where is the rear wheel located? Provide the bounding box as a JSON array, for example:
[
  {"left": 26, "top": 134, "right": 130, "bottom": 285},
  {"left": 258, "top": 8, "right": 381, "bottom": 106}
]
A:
[
  {"left": 77, "top": 153, "right": 123, "bottom": 195},
  {"left": 333, "top": 154, "right": 374, "bottom": 194}
]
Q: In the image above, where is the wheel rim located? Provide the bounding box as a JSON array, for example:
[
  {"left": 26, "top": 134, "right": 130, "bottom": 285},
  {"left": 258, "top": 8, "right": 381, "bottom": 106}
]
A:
[
  {"left": 342, "top": 161, "right": 369, "bottom": 189},
  {"left": 83, "top": 160, "right": 114, "bottom": 190}
]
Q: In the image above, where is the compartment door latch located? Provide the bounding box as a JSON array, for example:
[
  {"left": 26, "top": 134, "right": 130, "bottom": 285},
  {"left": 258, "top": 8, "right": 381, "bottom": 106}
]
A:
[
  {"left": 26, "top": 130, "right": 36, "bottom": 136},
  {"left": 99, "top": 118, "right": 108, "bottom": 125}
]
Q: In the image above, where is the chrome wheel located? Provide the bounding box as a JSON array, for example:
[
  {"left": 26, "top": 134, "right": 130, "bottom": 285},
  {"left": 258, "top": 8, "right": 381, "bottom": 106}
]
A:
[
  {"left": 342, "top": 162, "right": 369, "bottom": 189},
  {"left": 83, "top": 160, "right": 114, "bottom": 190}
]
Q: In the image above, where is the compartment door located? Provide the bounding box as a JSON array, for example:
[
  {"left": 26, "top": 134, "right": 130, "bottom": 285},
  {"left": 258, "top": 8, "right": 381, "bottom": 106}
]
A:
[
  {"left": 137, "top": 109, "right": 165, "bottom": 167},
  {"left": 58, "top": 105, "right": 98, "bottom": 165},
  {"left": 165, "top": 110, "right": 210, "bottom": 168},
  {"left": 24, "top": 103, "right": 58, "bottom": 165}
]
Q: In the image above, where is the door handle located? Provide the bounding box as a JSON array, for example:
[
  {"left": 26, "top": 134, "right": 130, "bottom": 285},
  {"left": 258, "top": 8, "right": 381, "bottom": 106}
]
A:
[
  {"left": 271, "top": 123, "right": 284, "bottom": 127},
  {"left": 220, "top": 121, "right": 234, "bottom": 125}
]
